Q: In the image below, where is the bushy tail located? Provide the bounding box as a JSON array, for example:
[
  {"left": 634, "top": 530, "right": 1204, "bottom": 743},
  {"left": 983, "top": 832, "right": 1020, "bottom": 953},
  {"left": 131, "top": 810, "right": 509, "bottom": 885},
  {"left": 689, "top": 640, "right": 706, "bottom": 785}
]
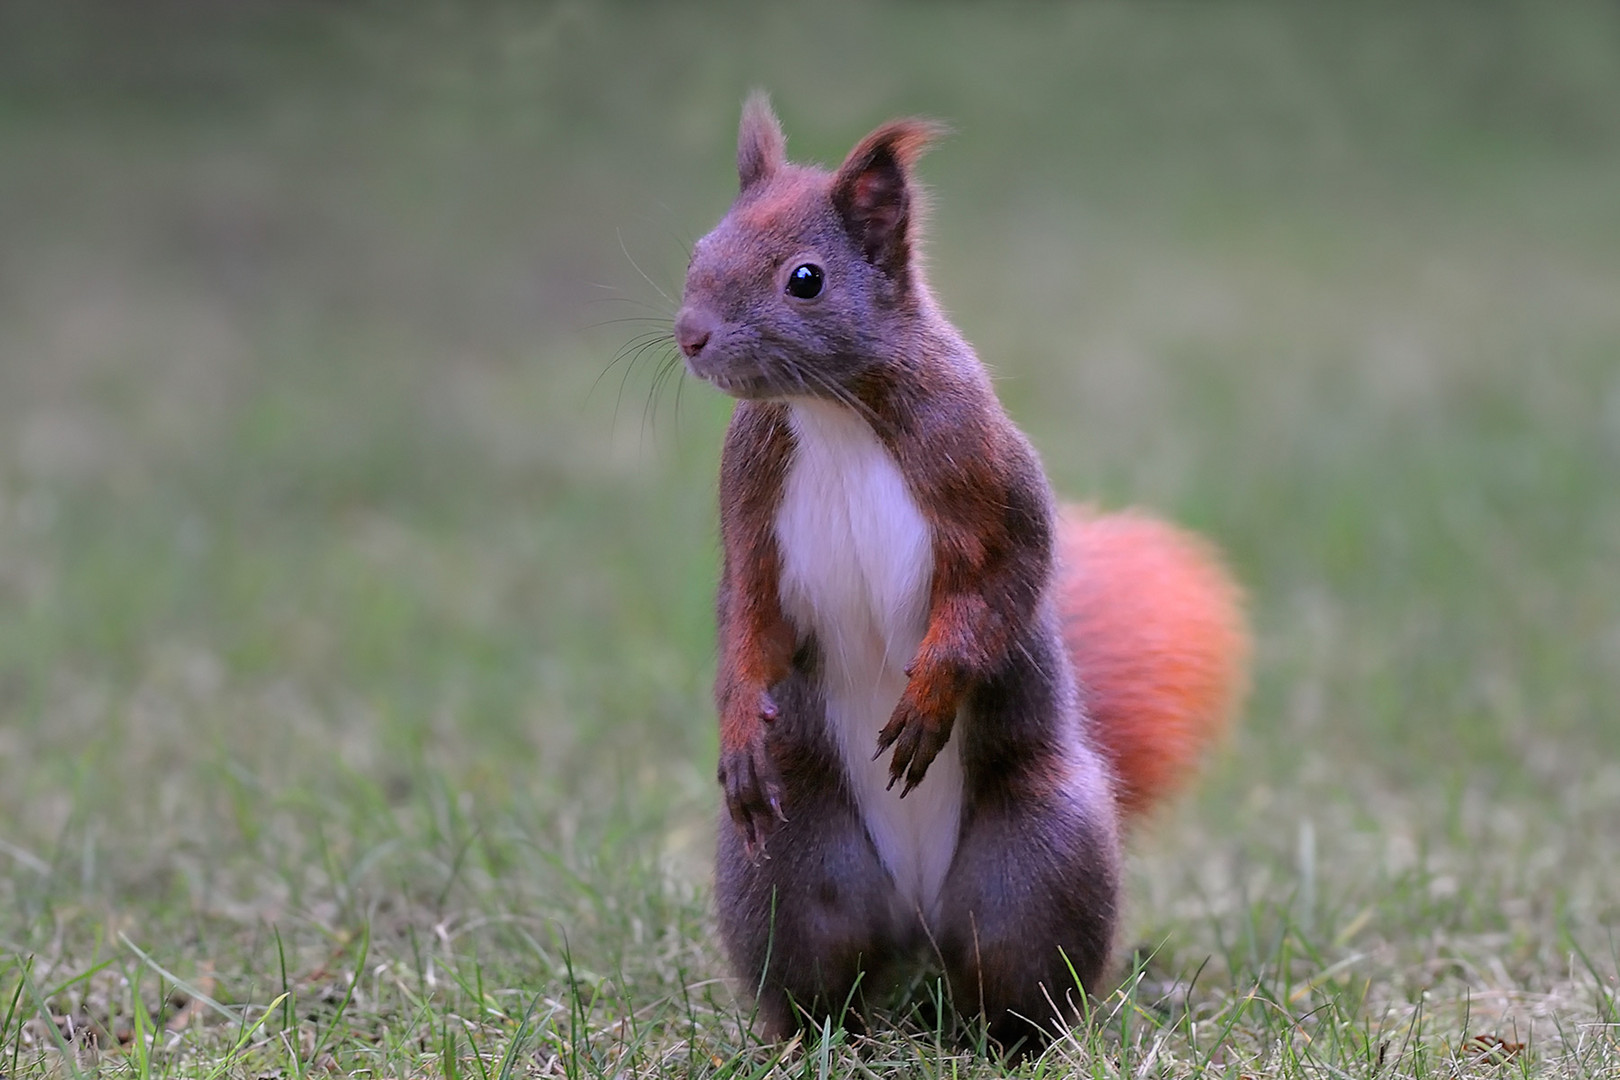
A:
[{"left": 1056, "top": 506, "right": 1250, "bottom": 823}]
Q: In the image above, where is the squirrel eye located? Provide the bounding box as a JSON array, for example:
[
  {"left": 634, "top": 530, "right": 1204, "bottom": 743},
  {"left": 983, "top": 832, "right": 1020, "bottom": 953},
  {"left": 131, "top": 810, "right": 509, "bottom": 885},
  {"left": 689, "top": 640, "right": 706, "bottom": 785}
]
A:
[{"left": 786, "top": 263, "right": 824, "bottom": 299}]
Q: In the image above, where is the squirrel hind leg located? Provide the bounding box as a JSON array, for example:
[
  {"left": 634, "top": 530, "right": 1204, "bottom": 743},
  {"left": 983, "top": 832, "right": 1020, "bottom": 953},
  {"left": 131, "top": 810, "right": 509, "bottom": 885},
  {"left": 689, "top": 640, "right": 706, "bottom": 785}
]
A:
[
  {"left": 714, "top": 732, "right": 905, "bottom": 1037},
  {"left": 935, "top": 757, "right": 1123, "bottom": 1055},
  {"left": 1056, "top": 506, "right": 1250, "bottom": 823}
]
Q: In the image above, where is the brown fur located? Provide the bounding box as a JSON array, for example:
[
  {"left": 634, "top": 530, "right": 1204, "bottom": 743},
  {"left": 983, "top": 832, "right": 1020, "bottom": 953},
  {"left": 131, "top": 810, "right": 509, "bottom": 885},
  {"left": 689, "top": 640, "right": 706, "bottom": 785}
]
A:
[
  {"left": 677, "top": 96, "right": 1249, "bottom": 1054},
  {"left": 712, "top": 402, "right": 798, "bottom": 849}
]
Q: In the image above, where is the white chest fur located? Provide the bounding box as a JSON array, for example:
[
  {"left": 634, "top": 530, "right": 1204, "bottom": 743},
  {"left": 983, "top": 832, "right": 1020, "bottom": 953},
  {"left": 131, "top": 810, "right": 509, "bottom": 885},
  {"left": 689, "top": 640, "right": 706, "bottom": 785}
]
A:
[{"left": 774, "top": 399, "right": 964, "bottom": 919}]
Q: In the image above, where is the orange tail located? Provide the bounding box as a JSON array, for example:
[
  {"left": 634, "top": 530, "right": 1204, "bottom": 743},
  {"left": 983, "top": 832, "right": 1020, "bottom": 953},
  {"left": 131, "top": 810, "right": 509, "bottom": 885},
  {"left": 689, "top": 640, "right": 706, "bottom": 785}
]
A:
[{"left": 1057, "top": 506, "right": 1250, "bottom": 823}]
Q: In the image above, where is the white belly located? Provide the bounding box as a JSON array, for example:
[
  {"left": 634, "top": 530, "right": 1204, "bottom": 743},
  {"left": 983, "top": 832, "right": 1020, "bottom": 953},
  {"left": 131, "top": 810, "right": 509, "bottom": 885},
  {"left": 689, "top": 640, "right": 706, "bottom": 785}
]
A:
[{"left": 774, "top": 399, "right": 964, "bottom": 919}]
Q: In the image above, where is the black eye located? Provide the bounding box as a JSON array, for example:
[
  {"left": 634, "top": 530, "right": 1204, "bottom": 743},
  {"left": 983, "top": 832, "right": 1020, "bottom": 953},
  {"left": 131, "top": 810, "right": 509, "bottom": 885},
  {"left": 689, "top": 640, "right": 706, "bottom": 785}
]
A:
[{"left": 786, "top": 263, "right": 824, "bottom": 299}]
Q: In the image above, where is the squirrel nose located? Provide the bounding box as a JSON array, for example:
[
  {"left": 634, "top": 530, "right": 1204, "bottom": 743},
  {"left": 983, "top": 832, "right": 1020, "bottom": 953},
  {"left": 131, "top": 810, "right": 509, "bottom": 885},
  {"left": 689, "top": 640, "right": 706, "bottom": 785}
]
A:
[{"left": 675, "top": 309, "right": 715, "bottom": 358}]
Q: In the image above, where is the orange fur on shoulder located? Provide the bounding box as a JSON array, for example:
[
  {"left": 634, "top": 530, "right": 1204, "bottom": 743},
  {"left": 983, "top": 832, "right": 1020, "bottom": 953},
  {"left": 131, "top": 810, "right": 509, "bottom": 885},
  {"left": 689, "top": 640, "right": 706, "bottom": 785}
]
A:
[{"left": 1056, "top": 506, "right": 1250, "bottom": 822}]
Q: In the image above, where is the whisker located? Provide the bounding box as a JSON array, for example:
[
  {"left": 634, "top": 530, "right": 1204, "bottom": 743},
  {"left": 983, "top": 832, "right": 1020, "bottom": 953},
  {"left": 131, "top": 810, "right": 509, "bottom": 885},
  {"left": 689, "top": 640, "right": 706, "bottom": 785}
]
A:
[
  {"left": 617, "top": 228, "right": 679, "bottom": 310},
  {"left": 787, "top": 361, "right": 812, "bottom": 397},
  {"left": 579, "top": 315, "right": 676, "bottom": 333},
  {"left": 651, "top": 199, "right": 700, "bottom": 256},
  {"left": 794, "top": 362, "right": 886, "bottom": 434},
  {"left": 610, "top": 336, "right": 674, "bottom": 431},
  {"left": 643, "top": 347, "right": 686, "bottom": 447},
  {"left": 582, "top": 293, "right": 676, "bottom": 316},
  {"left": 672, "top": 359, "right": 688, "bottom": 439},
  {"left": 590, "top": 330, "right": 675, "bottom": 404},
  {"left": 596, "top": 332, "right": 669, "bottom": 382},
  {"left": 643, "top": 350, "right": 678, "bottom": 437},
  {"left": 754, "top": 361, "right": 788, "bottom": 401}
]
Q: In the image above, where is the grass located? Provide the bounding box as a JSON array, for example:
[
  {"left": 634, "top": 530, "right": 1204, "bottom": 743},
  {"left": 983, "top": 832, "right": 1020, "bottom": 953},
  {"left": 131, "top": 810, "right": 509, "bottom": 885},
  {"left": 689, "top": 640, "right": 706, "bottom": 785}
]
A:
[{"left": 2, "top": 1, "right": 1619, "bottom": 1076}]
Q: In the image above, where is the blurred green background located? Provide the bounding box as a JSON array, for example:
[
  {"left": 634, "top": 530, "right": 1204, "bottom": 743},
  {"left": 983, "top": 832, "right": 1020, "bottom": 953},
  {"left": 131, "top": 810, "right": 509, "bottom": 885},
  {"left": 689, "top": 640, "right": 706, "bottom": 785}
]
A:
[{"left": 1, "top": 2, "right": 1618, "bottom": 1075}]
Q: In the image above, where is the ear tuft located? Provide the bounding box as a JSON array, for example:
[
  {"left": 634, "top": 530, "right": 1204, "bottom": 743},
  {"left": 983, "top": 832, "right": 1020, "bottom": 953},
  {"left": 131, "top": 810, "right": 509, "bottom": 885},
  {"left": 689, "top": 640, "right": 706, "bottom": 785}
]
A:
[
  {"left": 737, "top": 91, "right": 786, "bottom": 193},
  {"left": 831, "top": 118, "right": 948, "bottom": 282}
]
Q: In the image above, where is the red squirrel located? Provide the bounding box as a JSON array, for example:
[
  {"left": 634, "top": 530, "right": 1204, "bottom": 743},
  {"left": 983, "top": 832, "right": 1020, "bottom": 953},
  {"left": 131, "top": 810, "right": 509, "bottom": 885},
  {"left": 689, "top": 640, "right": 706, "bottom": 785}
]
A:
[{"left": 673, "top": 95, "right": 1249, "bottom": 1050}]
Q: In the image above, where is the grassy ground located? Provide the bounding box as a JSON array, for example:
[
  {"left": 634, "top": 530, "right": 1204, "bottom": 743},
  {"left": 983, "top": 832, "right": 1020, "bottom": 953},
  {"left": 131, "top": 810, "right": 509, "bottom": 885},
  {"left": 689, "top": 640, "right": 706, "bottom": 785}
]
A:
[{"left": 3, "top": 2, "right": 1619, "bottom": 1076}]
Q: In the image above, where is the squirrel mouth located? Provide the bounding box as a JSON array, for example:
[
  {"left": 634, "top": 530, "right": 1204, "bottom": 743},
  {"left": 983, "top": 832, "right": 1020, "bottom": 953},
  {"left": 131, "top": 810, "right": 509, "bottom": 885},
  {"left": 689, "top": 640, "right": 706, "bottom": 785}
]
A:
[{"left": 687, "top": 365, "right": 778, "bottom": 401}]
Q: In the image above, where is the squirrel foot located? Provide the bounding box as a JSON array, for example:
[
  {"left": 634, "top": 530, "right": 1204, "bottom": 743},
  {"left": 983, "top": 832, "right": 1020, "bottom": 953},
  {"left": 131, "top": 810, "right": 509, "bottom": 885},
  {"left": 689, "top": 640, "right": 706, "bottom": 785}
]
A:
[
  {"left": 875, "top": 692, "right": 956, "bottom": 797},
  {"left": 718, "top": 689, "right": 788, "bottom": 857}
]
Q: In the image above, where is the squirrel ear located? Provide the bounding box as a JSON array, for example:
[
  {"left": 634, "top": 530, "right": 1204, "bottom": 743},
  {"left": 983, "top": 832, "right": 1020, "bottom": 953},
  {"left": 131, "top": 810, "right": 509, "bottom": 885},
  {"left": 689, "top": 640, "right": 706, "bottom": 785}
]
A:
[
  {"left": 737, "top": 92, "right": 786, "bottom": 193},
  {"left": 831, "top": 118, "right": 946, "bottom": 281}
]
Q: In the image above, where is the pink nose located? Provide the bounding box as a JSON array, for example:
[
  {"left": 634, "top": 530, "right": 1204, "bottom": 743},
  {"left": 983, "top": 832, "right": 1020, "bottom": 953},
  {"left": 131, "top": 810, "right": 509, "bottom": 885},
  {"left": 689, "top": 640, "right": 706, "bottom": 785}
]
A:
[{"left": 675, "top": 310, "right": 715, "bottom": 358}]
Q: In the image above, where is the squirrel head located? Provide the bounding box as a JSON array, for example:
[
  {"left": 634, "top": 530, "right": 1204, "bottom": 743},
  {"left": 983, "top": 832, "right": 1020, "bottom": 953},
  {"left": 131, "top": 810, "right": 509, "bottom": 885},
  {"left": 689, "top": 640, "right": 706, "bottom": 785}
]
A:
[{"left": 676, "top": 94, "right": 946, "bottom": 401}]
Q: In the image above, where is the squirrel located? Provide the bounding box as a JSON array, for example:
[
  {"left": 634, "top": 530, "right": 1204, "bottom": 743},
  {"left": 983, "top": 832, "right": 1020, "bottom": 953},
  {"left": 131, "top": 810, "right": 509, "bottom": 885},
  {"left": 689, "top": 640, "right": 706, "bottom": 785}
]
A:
[{"left": 673, "top": 94, "right": 1249, "bottom": 1052}]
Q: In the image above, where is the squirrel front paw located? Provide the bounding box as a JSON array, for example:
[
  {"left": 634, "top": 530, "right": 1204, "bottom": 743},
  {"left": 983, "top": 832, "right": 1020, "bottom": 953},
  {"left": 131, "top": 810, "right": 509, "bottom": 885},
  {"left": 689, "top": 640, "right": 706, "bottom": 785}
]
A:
[
  {"left": 718, "top": 689, "right": 787, "bottom": 858},
  {"left": 875, "top": 689, "right": 956, "bottom": 797}
]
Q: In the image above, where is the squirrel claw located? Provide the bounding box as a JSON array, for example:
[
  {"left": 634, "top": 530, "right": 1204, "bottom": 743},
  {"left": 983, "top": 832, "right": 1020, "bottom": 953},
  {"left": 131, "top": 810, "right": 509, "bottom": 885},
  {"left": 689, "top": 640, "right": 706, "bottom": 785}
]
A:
[
  {"left": 877, "top": 698, "right": 954, "bottom": 798},
  {"left": 873, "top": 719, "right": 902, "bottom": 759},
  {"left": 720, "top": 722, "right": 786, "bottom": 856}
]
